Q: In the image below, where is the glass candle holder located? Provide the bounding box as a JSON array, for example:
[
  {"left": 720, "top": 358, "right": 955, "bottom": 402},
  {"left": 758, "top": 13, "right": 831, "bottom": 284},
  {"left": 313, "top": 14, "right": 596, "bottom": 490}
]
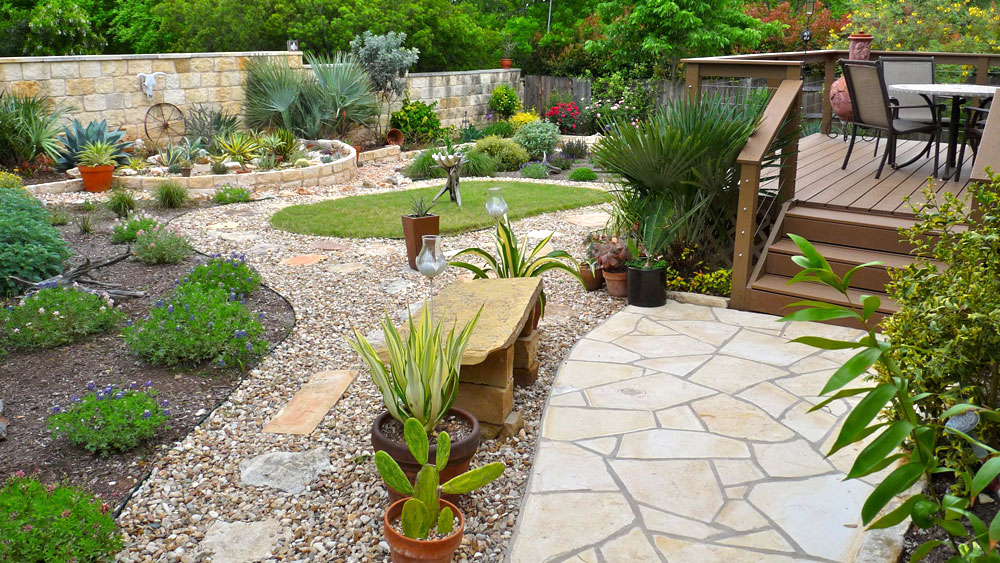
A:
[
  {"left": 415, "top": 235, "right": 447, "bottom": 312},
  {"left": 485, "top": 187, "right": 508, "bottom": 222}
]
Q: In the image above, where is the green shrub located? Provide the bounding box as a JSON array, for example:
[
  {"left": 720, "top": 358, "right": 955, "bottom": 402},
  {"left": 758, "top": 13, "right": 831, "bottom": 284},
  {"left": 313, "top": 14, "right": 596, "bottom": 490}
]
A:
[
  {"left": 211, "top": 160, "right": 229, "bottom": 175},
  {"left": 133, "top": 225, "right": 191, "bottom": 264},
  {"left": 404, "top": 148, "right": 497, "bottom": 180},
  {"left": 105, "top": 188, "right": 137, "bottom": 218},
  {"left": 47, "top": 207, "right": 69, "bottom": 226},
  {"left": 0, "top": 190, "right": 69, "bottom": 296},
  {"left": 513, "top": 120, "right": 560, "bottom": 160},
  {"left": 47, "top": 382, "right": 170, "bottom": 455},
  {"left": 1, "top": 288, "right": 123, "bottom": 350},
  {"left": 666, "top": 268, "right": 732, "bottom": 296},
  {"left": 0, "top": 474, "right": 122, "bottom": 562},
  {"left": 568, "top": 167, "right": 598, "bottom": 181},
  {"left": 561, "top": 139, "right": 589, "bottom": 160},
  {"left": 462, "top": 150, "right": 497, "bottom": 177},
  {"left": 154, "top": 181, "right": 189, "bottom": 208},
  {"left": 111, "top": 214, "right": 159, "bottom": 244},
  {"left": 0, "top": 171, "right": 26, "bottom": 191},
  {"left": 124, "top": 285, "right": 267, "bottom": 370},
  {"left": 520, "top": 162, "right": 549, "bottom": 179},
  {"left": 390, "top": 98, "right": 443, "bottom": 144},
  {"left": 474, "top": 136, "right": 529, "bottom": 171},
  {"left": 488, "top": 84, "right": 520, "bottom": 119},
  {"left": 212, "top": 185, "right": 252, "bottom": 205},
  {"left": 183, "top": 253, "right": 261, "bottom": 296},
  {"left": 479, "top": 120, "right": 515, "bottom": 139},
  {"left": 0, "top": 91, "right": 68, "bottom": 169},
  {"left": 550, "top": 156, "right": 574, "bottom": 170}
]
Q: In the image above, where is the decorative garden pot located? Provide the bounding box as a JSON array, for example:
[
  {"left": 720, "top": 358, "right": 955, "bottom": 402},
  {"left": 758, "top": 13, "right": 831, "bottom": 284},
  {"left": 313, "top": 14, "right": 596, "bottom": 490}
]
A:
[
  {"left": 78, "top": 165, "right": 114, "bottom": 192},
  {"left": 371, "top": 409, "right": 481, "bottom": 505},
  {"left": 580, "top": 266, "right": 604, "bottom": 292},
  {"left": 830, "top": 77, "right": 852, "bottom": 122},
  {"left": 386, "top": 128, "right": 405, "bottom": 146},
  {"left": 627, "top": 266, "right": 667, "bottom": 308},
  {"left": 848, "top": 32, "right": 874, "bottom": 61},
  {"left": 384, "top": 498, "right": 465, "bottom": 563},
  {"left": 180, "top": 167, "right": 193, "bottom": 177},
  {"left": 603, "top": 270, "right": 628, "bottom": 298},
  {"left": 353, "top": 145, "right": 363, "bottom": 165},
  {"left": 401, "top": 214, "right": 440, "bottom": 270},
  {"left": 500, "top": 58, "right": 513, "bottom": 69}
]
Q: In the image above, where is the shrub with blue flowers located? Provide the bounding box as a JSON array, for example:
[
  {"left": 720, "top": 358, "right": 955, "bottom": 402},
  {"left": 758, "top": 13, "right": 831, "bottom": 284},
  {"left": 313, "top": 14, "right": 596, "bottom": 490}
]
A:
[
  {"left": 181, "top": 253, "right": 261, "bottom": 297},
  {"left": 520, "top": 161, "right": 549, "bottom": 179},
  {"left": 1, "top": 287, "right": 123, "bottom": 351},
  {"left": 46, "top": 381, "right": 170, "bottom": 455}
]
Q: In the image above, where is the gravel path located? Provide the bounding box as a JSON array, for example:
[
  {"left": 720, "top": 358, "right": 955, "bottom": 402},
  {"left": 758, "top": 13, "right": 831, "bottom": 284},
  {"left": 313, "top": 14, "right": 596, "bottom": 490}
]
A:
[{"left": 92, "top": 172, "right": 624, "bottom": 561}]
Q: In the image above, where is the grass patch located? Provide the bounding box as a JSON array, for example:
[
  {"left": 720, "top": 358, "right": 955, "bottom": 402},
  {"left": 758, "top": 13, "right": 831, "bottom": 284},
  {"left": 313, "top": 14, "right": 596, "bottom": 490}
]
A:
[{"left": 270, "top": 181, "right": 610, "bottom": 239}]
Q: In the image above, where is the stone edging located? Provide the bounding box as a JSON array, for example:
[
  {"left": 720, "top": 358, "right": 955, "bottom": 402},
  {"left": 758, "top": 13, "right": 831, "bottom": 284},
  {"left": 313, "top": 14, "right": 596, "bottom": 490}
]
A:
[{"left": 665, "top": 291, "right": 729, "bottom": 308}]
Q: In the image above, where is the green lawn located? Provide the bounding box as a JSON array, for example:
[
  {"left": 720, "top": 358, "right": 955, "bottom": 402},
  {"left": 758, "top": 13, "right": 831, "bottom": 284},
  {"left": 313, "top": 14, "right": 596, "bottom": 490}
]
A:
[{"left": 270, "top": 181, "right": 611, "bottom": 239}]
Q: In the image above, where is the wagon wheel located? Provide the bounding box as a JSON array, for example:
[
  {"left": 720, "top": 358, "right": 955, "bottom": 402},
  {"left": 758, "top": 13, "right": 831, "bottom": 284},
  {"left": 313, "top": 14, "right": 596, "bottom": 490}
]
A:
[{"left": 145, "top": 103, "right": 185, "bottom": 145}]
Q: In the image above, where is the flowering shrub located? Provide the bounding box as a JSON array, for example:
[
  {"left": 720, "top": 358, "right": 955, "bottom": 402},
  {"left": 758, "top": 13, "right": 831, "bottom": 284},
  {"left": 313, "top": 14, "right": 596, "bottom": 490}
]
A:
[
  {"left": 182, "top": 253, "right": 262, "bottom": 297},
  {"left": 1, "top": 288, "right": 123, "bottom": 350},
  {"left": 110, "top": 214, "right": 159, "bottom": 244},
  {"left": 212, "top": 185, "right": 252, "bottom": 205},
  {"left": 488, "top": 84, "right": 520, "bottom": 119},
  {"left": 510, "top": 111, "right": 539, "bottom": 130},
  {"left": 520, "top": 162, "right": 549, "bottom": 179},
  {"left": 0, "top": 473, "right": 121, "bottom": 561},
  {"left": 512, "top": 120, "right": 560, "bottom": 160},
  {"left": 581, "top": 72, "right": 659, "bottom": 134},
  {"left": 561, "top": 139, "right": 588, "bottom": 159},
  {"left": 743, "top": 2, "right": 847, "bottom": 54},
  {"left": 133, "top": 224, "right": 191, "bottom": 264},
  {"left": 545, "top": 102, "right": 582, "bottom": 134},
  {"left": 124, "top": 285, "right": 267, "bottom": 370},
  {"left": 46, "top": 381, "right": 170, "bottom": 454},
  {"left": 0, "top": 171, "right": 26, "bottom": 192},
  {"left": 473, "top": 136, "right": 529, "bottom": 171}
]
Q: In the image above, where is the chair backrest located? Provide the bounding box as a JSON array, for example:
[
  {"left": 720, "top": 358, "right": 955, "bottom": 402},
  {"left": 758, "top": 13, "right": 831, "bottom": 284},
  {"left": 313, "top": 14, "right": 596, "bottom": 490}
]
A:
[
  {"left": 840, "top": 60, "right": 892, "bottom": 129},
  {"left": 880, "top": 56, "right": 936, "bottom": 121}
]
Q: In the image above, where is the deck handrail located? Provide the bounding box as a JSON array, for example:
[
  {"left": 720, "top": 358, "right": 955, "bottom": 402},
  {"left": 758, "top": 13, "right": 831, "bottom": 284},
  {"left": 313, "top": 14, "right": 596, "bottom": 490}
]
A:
[
  {"left": 971, "top": 88, "right": 1000, "bottom": 185},
  {"left": 730, "top": 79, "right": 803, "bottom": 310}
]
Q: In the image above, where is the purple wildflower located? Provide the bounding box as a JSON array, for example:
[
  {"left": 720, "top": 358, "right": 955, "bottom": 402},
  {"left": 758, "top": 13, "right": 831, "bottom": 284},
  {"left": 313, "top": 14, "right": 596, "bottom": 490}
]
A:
[
  {"left": 145, "top": 380, "right": 152, "bottom": 388},
  {"left": 86, "top": 381, "right": 96, "bottom": 391},
  {"left": 141, "top": 410, "right": 151, "bottom": 419},
  {"left": 245, "top": 341, "right": 253, "bottom": 352},
  {"left": 51, "top": 406, "right": 61, "bottom": 414},
  {"left": 160, "top": 400, "right": 169, "bottom": 407}
]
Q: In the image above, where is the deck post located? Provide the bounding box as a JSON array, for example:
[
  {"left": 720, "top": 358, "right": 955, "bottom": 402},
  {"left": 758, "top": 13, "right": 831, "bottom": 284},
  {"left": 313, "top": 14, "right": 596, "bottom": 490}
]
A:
[
  {"left": 685, "top": 63, "right": 701, "bottom": 101},
  {"left": 822, "top": 55, "right": 836, "bottom": 135},
  {"left": 778, "top": 69, "right": 802, "bottom": 203},
  {"left": 731, "top": 163, "right": 762, "bottom": 310},
  {"left": 976, "top": 56, "right": 990, "bottom": 86}
]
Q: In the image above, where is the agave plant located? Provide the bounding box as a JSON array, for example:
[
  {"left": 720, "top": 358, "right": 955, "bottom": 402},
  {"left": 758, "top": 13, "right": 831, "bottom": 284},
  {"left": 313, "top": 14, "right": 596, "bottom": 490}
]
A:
[
  {"left": 157, "top": 143, "right": 187, "bottom": 167},
  {"left": 53, "top": 119, "right": 131, "bottom": 170},
  {"left": 348, "top": 303, "right": 481, "bottom": 432},
  {"left": 76, "top": 141, "right": 118, "bottom": 168},
  {"left": 0, "top": 91, "right": 70, "bottom": 169},
  {"left": 450, "top": 218, "right": 582, "bottom": 313},
  {"left": 375, "top": 418, "right": 504, "bottom": 540},
  {"left": 216, "top": 131, "right": 260, "bottom": 169}
]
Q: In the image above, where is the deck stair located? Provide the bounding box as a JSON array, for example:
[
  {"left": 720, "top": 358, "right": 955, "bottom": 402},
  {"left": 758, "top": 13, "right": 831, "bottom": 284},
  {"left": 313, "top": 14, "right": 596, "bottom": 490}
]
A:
[{"left": 745, "top": 203, "right": 918, "bottom": 324}]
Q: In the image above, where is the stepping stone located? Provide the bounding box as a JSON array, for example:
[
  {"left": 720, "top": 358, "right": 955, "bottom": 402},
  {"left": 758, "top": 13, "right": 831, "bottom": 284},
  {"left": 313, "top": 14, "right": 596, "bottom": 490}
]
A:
[
  {"left": 205, "top": 221, "right": 239, "bottom": 230},
  {"left": 239, "top": 448, "right": 331, "bottom": 494},
  {"left": 263, "top": 370, "right": 357, "bottom": 435},
  {"left": 197, "top": 519, "right": 284, "bottom": 563},
  {"left": 328, "top": 262, "right": 365, "bottom": 274},
  {"left": 220, "top": 232, "right": 257, "bottom": 243},
  {"left": 564, "top": 211, "right": 610, "bottom": 229},
  {"left": 282, "top": 254, "right": 327, "bottom": 266},
  {"left": 383, "top": 279, "right": 413, "bottom": 295},
  {"left": 313, "top": 240, "right": 348, "bottom": 251},
  {"left": 247, "top": 243, "right": 280, "bottom": 256},
  {"left": 526, "top": 229, "right": 562, "bottom": 241}
]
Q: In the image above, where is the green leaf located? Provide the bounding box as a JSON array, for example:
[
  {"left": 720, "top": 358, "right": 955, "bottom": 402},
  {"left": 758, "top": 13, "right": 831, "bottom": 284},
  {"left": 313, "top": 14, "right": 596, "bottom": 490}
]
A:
[
  {"left": 988, "top": 510, "right": 1000, "bottom": 545},
  {"left": 437, "top": 506, "right": 454, "bottom": 536},
  {"left": 909, "top": 540, "right": 944, "bottom": 562},
  {"left": 780, "top": 307, "right": 860, "bottom": 323},
  {"left": 374, "top": 450, "right": 413, "bottom": 496},
  {"left": 788, "top": 234, "right": 831, "bottom": 271},
  {"left": 860, "top": 294, "right": 881, "bottom": 321},
  {"left": 973, "top": 457, "right": 1000, "bottom": 497},
  {"left": 404, "top": 418, "right": 429, "bottom": 466},
  {"left": 401, "top": 498, "right": 430, "bottom": 540},
  {"left": 847, "top": 421, "right": 914, "bottom": 479},
  {"left": 790, "top": 336, "right": 866, "bottom": 350},
  {"left": 862, "top": 461, "right": 925, "bottom": 523},
  {"left": 441, "top": 462, "right": 505, "bottom": 495},
  {"left": 869, "top": 494, "right": 926, "bottom": 530},
  {"left": 436, "top": 431, "right": 451, "bottom": 472},
  {"left": 807, "top": 386, "right": 875, "bottom": 412},
  {"left": 842, "top": 261, "right": 885, "bottom": 290},
  {"left": 831, "top": 383, "right": 897, "bottom": 453},
  {"left": 936, "top": 518, "right": 966, "bottom": 536},
  {"left": 941, "top": 404, "right": 982, "bottom": 420},
  {"left": 820, "top": 347, "right": 884, "bottom": 395}
]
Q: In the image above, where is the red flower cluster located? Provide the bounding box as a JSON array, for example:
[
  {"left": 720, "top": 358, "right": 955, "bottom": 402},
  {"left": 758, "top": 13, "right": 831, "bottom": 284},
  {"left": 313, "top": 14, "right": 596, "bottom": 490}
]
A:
[{"left": 545, "top": 102, "right": 582, "bottom": 134}]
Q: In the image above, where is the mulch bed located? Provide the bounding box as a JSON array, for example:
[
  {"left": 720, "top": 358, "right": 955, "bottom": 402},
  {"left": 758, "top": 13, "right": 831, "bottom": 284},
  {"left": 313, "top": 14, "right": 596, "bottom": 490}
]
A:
[
  {"left": 900, "top": 473, "right": 1000, "bottom": 562},
  {"left": 0, "top": 201, "right": 295, "bottom": 512},
  {"left": 20, "top": 168, "right": 71, "bottom": 186},
  {"left": 495, "top": 157, "right": 613, "bottom": 182}
]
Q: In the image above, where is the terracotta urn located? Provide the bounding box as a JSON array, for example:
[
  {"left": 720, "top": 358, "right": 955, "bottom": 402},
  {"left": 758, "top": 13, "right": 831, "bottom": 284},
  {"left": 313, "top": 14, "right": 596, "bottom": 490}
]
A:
[
  {"left": 848, "top": 32, "right": 874, "bottom": 61},
  {"left": 830, "top": 77, "right": 853, "bottom": 121}
]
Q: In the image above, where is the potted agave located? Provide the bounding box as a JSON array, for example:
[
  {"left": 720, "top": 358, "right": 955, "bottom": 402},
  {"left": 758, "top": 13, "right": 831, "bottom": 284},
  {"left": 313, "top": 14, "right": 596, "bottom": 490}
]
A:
[
  {"left": 403, "top": 195, "right": 440, "bottom": 270},
  {"left": 579, "top": 233, "right": 604, "bottom": 292},
  {"left": 77, "top": 140, "right": 118, "bottom": 193},
  {"left": 349, "top": 304, "right": 483, "bottom": 505},
  {"left": 626, "top": 198, "right": 674, "bottom": 308},
  {"left": 376, "top": 418, "right": 504, "bottom": 563},
  {"left": 591, "top": 235, "right": 630, "bottom": 298}
]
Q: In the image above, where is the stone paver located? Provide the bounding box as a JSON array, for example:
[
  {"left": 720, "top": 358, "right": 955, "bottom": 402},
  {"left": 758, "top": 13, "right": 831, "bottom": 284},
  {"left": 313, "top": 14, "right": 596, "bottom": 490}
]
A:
[
  {"left": 281, "top": 254, "right": 327, "bottom": 266},
  {"left": 509, "top": 302, "right": 885, "bottom": 563},
  {"left": 262, "top": 370, "right": 358, "bottom": 435}
]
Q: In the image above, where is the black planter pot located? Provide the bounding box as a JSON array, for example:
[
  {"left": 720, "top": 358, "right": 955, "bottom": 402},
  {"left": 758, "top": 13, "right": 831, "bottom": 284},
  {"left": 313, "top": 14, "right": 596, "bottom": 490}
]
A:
[{"left": 627, "top": 266, "right": 667, "bottom": 308}]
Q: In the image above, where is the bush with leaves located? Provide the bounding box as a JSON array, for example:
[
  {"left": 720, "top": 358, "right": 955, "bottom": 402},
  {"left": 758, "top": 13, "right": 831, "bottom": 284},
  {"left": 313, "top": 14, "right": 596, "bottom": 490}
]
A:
[
  {"left": 488, "top": 84, "right": 520, "bottom": 119},
  {"left": 510, "top": 111, "right": 539, "bottom": 131},
  {"left": 473, "top": 136, "right": 529, "bottom": 171},
  {"left": 23, "top": 0, "right": 104, "bottom": 56},
  {"left": 350, "top": 31, "right": 419, "bottom": 136},
  {"left": 0, "top": 190, "right": 70, "bottom": 296},
  {"left": 181, "top": 253, "right": 261, "bottom": 297},
  {"left": 212, "top": 185, "right": 252, "bottom": 205},
  {"left": 404, "top": 148, "right": 496, "bottom": 179},
  {"left": 479, "top": 120, "right": 516, "bottom": 139},
  {"left": 111, "top": 214, "right": 158, "bottom": 244},
  {"left": 520, "top": 162, "right": 549, "bottom": 179},
  {"left": 133, "top": 224, "right": 191, "bottom": 264},
  {"left": 561, "top": 139, "right": 589, "bottom": 159},
  {"left": 512, "top": 120, "right": 560, "bottom": 160},
  {"left": 47, "top": 382, "right": 170, "bottom": 454},
  {"left": 0, "top": 473, "right": 122, "bottom": 562},
  {"left": 568, "top": 167, "right": 598, "bottom": 181},
  {"left": 390, "top": 98, "right": 442, "bottom": 144},
  {"left": 1, "top": 288, "right": 123, "bottom": 350}
]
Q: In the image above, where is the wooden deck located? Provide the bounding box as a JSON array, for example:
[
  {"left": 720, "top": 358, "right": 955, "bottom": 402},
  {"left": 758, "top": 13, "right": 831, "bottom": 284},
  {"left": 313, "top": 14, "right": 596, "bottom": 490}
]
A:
[{"left": 763, "top": 132, "right": 975, "bottom": 217}]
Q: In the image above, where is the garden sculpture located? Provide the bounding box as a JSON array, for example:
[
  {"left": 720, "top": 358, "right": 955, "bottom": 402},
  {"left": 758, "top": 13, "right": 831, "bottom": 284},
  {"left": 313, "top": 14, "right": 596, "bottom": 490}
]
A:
[{"left": 432, "top": 152, "right": 467, "bottom": 206}]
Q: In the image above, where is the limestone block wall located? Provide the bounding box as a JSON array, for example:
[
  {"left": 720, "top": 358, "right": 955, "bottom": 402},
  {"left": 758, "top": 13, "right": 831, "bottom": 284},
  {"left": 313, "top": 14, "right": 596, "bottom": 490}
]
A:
[
  {"left": 403, "top": 69, "right": 523, "bottom": 127},
  {"left": 0, "top": 51, "right": 303, "bottom": 141}
]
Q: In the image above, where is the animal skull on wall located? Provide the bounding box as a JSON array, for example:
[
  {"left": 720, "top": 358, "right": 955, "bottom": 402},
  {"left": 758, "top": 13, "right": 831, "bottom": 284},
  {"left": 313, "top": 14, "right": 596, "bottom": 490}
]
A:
[{"left": 136, "top": 72, "right": 168, "bottom": 100}]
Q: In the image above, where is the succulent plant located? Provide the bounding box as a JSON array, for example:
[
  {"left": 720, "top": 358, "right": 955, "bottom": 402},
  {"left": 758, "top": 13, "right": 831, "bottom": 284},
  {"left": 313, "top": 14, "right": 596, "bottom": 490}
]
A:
[
  {"left": 159, "top": 144, "right": 187, "bottom": 168},
  {"left": 211, "top": 160, "right": 229, "bottom": 175},
  {"left": 294, "top": 158, "right": 310, "bottom": 168},
  {"left": 76, "top": 141, "right": 118, "bottom": 168},
  {"left": 167, "top": 163, "right": 182, "bottom": 174},
  {"left": 375, "top": 418, "right": 504, "bottom": 540},
  {"left": 54, "top": 119, "right": 131, "bottom": 171}
]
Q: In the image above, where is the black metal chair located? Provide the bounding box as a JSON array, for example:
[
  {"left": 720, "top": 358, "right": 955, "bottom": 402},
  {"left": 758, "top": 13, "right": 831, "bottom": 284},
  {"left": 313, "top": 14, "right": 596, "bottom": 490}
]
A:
[{"left": 840, "top": 59, "right": 941, "bottom": 179}]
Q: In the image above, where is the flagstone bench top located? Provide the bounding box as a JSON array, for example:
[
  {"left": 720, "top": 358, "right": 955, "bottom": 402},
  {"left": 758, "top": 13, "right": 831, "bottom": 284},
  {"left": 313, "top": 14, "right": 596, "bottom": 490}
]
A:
[{"left": 377, "top": 277, "right": 542, "bottom": 365}]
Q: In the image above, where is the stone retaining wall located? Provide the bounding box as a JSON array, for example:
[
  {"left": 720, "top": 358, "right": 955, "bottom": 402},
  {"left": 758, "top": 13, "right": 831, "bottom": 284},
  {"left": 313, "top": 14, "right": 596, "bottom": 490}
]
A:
[{"left": 402, "top": 69, "right": 523, "bottom": 127}]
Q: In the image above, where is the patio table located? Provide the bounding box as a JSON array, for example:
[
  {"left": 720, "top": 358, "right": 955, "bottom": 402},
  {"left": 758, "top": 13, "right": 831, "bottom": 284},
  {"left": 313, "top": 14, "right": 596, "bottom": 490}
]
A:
[{"left": 887, "top": 83, "right": 997, "bottom": 181}]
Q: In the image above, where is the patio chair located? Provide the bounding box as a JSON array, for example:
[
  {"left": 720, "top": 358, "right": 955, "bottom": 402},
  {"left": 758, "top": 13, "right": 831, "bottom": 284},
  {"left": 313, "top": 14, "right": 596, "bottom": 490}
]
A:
[
  {"left": 840, "top": 60, "right": 940, "bottom": 179},
  {"left": 956, "top": 100, "right": 991, "bottom": 181}
]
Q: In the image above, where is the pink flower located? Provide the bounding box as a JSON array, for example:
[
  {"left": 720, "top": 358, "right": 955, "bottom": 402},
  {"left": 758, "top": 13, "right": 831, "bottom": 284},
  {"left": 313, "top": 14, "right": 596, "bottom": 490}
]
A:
[
  {"left": 14, "top": 470, "right": 25, "bottom": 477},
  {"left": 61, "top": 509, "right": 72, "bottom": 518},
  {"left": 23, "top": 525, "right": 32, "bottom": 532},
  {"left": 99, "top": 502, "right": 110, "bottom": 514}
]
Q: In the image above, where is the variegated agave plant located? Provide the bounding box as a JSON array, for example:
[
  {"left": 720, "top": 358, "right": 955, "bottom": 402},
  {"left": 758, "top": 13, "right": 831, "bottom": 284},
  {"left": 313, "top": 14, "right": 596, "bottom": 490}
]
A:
[
  {"left": 347, "top": 303, "right": 481, "bottom": 432},
  {"left": 449, "top": 217, "right": 582, "bottom": 314}
]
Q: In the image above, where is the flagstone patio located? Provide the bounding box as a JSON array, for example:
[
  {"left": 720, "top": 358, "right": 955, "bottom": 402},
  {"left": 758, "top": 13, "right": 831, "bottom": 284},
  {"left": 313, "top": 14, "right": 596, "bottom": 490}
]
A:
[{"left": 508, "top": 301, "right": 890, "bottom": 563}]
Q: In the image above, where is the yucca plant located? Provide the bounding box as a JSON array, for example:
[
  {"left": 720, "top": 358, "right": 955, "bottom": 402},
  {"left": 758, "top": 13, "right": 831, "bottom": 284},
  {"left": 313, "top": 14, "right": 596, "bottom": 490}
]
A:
[
  {"left": 76, "top": 141, "right": 117, "bottom": 168},
  {"left": 450, "top": 218, "right": 582, "bottom": 313},
  {"left": 348, "top": 303, "right": 481, "bottom": 432},
  {"left": 375, "top": 418, "right": 504, "bottom": 540},
  {"left": 216, "top": 131, "right": 259, "bottom": 169},
  {"left": 0, "top": 91, "right": 69, "bottom": 168}
]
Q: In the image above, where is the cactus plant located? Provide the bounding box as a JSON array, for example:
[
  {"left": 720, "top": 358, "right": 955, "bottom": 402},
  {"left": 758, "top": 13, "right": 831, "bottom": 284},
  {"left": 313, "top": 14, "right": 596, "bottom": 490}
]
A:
[
  {"left": 375, "top": 418, "right": 504, "bottom": 540},
  {"left": 54, "top": 119, "right": 131, "bottom": 171},
  {"left": 294, "top": 158, "right": 310, "bottom": 168}
]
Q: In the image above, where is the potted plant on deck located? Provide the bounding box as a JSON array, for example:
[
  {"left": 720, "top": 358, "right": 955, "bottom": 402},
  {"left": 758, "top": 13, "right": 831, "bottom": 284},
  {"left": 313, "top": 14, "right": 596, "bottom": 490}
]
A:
[
  {"left": 626, "top": 197, "right": 673, "bottom": 307},
  {"left": 579, "top": 233, "right": 604, "bottom": 292},
  {"left": 77, "top": 141, "right": 118, "bottom": 193},
  {"left": 403, "top": 195, "right": 440, "bottom": 270},
  {"left": 349, "top": 304, "right": 483, "bottom": 505},
  {"left": 591, "top": 235, "right": 630, "bottom": 298},
  {"left": 376, "top": 417, "right": 504, "bottom": 562}
]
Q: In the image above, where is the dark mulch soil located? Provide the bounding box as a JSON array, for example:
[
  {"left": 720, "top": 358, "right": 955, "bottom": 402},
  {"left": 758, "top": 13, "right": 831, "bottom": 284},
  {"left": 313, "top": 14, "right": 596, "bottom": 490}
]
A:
[
  {"left": 495, "top": 157, "right": 613, "bottom": 183},
  {"left": 0, "top": 202, "right": 295, "bottom": 511},
  {"left": 380, "top": 413, "right": 474, "bottom": 445},
  {"left": 21, "top": 169, "right": 71, "bottom": 186},
  {"left": 900, "top": 473, "right": 1000, "bottom": 562}
]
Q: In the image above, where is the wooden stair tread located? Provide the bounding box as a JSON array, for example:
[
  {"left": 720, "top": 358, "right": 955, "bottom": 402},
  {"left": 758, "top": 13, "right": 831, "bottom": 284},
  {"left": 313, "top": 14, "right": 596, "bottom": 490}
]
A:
[
  {"left": 787, "top": 204, "right": 917, "bottom": 230},
  {"left": 751, "top": 274, "right": 899, "bottom": 313},
  {"left": 767, "top": 239, "right": 914, "bottom": 270}
]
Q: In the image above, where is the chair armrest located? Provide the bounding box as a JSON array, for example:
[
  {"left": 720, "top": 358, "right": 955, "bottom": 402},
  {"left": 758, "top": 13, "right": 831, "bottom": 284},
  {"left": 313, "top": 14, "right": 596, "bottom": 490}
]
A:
[{"left": 965, "top": 106, "right": 991, "bottom": 115}]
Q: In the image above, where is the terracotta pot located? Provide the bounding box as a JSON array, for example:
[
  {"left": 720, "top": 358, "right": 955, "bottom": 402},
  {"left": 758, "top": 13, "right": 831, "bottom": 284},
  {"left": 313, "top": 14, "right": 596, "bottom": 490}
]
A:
[
  {"left": 180, "top": 167, "right": 193, "bottom": 177},
  {"left": 386, "top": 128, "right": 405, "bottom": 146},
  {"left": 848, "top": 32, "right": 874, "bottom": 61},
  {"left": 626, "top": 266, "right": 667, "bottom": 308},
  {"left": 78, "top": 165, "right": 114, "bottom": 192},
  {"left": 384, "top": 498, "right": 464, "bottom": 563},
  {"left": 235, "top": 169, "right": 251, "bottom": 174},
  {"left": 352, "top": 145, "right": 363, "bottom": 165},
  {"left": 830, "top": 76, "right": 853, "bottom": 122},
  {"left": 499, "top": 58, "right": 513, "bottom": 69},
  {"left": 603, "top": 270, "right": 628, "bottom": 298},
  {"left": 371, "top": 409, "right": 481, "bottom": 505},
  {"left": 401, "top": 214, "right": 440, "bottom": 270},
  {"left": 580, "top": 266, "right": 604, "bottom": 292}
]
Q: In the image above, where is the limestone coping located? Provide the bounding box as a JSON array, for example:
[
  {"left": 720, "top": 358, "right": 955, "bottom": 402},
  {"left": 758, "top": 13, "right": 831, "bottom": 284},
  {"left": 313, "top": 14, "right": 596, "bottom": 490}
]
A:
[{"left": 0, "top": 51, "right": 300, "bottom": 64}]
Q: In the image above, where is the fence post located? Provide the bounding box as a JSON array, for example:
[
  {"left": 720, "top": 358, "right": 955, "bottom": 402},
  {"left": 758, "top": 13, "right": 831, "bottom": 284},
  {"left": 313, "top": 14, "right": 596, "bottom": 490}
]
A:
[
  {"left": 822, "top": 55, "right": 836, "bottom": 135},
  {"left": 977, "top": 56, "right": 990, "bottom": 86},
  {"left": 731, "top": 163, "right": 762, "bottom": 310},
  {"left": 685, "top": 63, "right": 701, "bottom": 101}
]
